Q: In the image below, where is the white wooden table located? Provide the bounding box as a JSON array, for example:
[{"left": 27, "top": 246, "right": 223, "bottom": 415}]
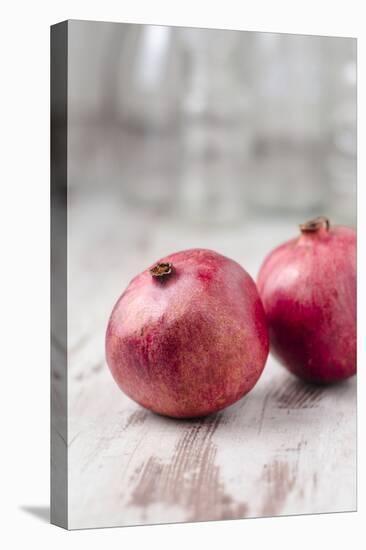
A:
[{"left": 64, "top": 191, "right": 356, "bottom": 529}]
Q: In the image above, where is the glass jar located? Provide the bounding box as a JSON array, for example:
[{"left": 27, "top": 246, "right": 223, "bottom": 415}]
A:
[
  {"left": 175, "top": 27, "right": 254, "bottom": 226},
  {"left": 248, "top": 33, "right": 328, "bottom": 216}
]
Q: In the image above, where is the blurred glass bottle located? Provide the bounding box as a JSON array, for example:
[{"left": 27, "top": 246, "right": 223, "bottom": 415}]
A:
[
  {"left": 249, "top": 33, "right": 328, "bottom": 215},
  {"left": 324, "top": 37, "right": 356, "bottom": 225},
  {"left": 112, "top": 24, "right": 183, "bottom": 210},
  {"left": 176, "top": 28, "right": 254, "bottom": 226}
]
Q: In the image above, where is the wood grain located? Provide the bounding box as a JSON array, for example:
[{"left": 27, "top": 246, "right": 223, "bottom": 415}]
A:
[{"left": 66, "top": 193, "right": 357, "bottom": 529}]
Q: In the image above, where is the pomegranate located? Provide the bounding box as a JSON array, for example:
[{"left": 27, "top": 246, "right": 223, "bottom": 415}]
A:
[
  {"left": 106, "top": 249, "right": 269, "bottom": 418},
  {"left": 257, "top": 217, "right": 356, "bottom": 384}
]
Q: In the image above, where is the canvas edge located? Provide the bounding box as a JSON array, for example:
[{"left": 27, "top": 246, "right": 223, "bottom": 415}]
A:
[{"left": 50, "top": 19, "right": 68, "bottom": 530}]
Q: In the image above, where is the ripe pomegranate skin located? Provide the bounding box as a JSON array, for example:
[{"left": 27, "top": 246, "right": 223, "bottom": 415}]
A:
[
  {"left": 257, "top": 217, "right": 356, "bottom": 384},
  {"left": 106, "top": 249, "right": 269, "bottom": 418}
]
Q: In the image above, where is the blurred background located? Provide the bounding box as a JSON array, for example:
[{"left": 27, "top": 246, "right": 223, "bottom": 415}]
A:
[{"left": 68, "top": 21, "right": 356, "bottom": 226}]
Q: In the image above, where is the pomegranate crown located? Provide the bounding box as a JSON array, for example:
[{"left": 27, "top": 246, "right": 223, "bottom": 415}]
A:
[
  {"left": 150, "top": 262, "right": 173, "bottom": 279},
  {"left": 299, "top": 216, "right": 330, "bottom": 233}
]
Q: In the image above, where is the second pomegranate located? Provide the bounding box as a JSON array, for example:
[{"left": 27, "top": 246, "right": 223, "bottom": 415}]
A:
[{"left": 257, "top": 217, "right": 356, "bottom": 384}]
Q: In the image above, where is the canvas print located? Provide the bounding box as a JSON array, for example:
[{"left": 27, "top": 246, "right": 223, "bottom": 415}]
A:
[{"left": 51, "top": 20, "right": 356, "bottom": 530}]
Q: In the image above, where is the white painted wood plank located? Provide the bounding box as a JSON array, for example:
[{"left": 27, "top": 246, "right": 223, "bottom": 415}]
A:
[{"left": 67, "top": 351, "right": 356, "bottom": 529}]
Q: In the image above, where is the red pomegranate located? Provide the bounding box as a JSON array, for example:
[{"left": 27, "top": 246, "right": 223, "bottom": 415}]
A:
[
  {"left": 106, "top": 249, "right": 269, "bottom": 418},
  {"left": 257, "top": 217, "right": 356, "bottom": 384}
]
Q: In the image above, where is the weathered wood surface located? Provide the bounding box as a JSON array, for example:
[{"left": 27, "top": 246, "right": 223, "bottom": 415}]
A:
[{"left": 63, "top": 193, "right": 356, "bottom": 529}]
